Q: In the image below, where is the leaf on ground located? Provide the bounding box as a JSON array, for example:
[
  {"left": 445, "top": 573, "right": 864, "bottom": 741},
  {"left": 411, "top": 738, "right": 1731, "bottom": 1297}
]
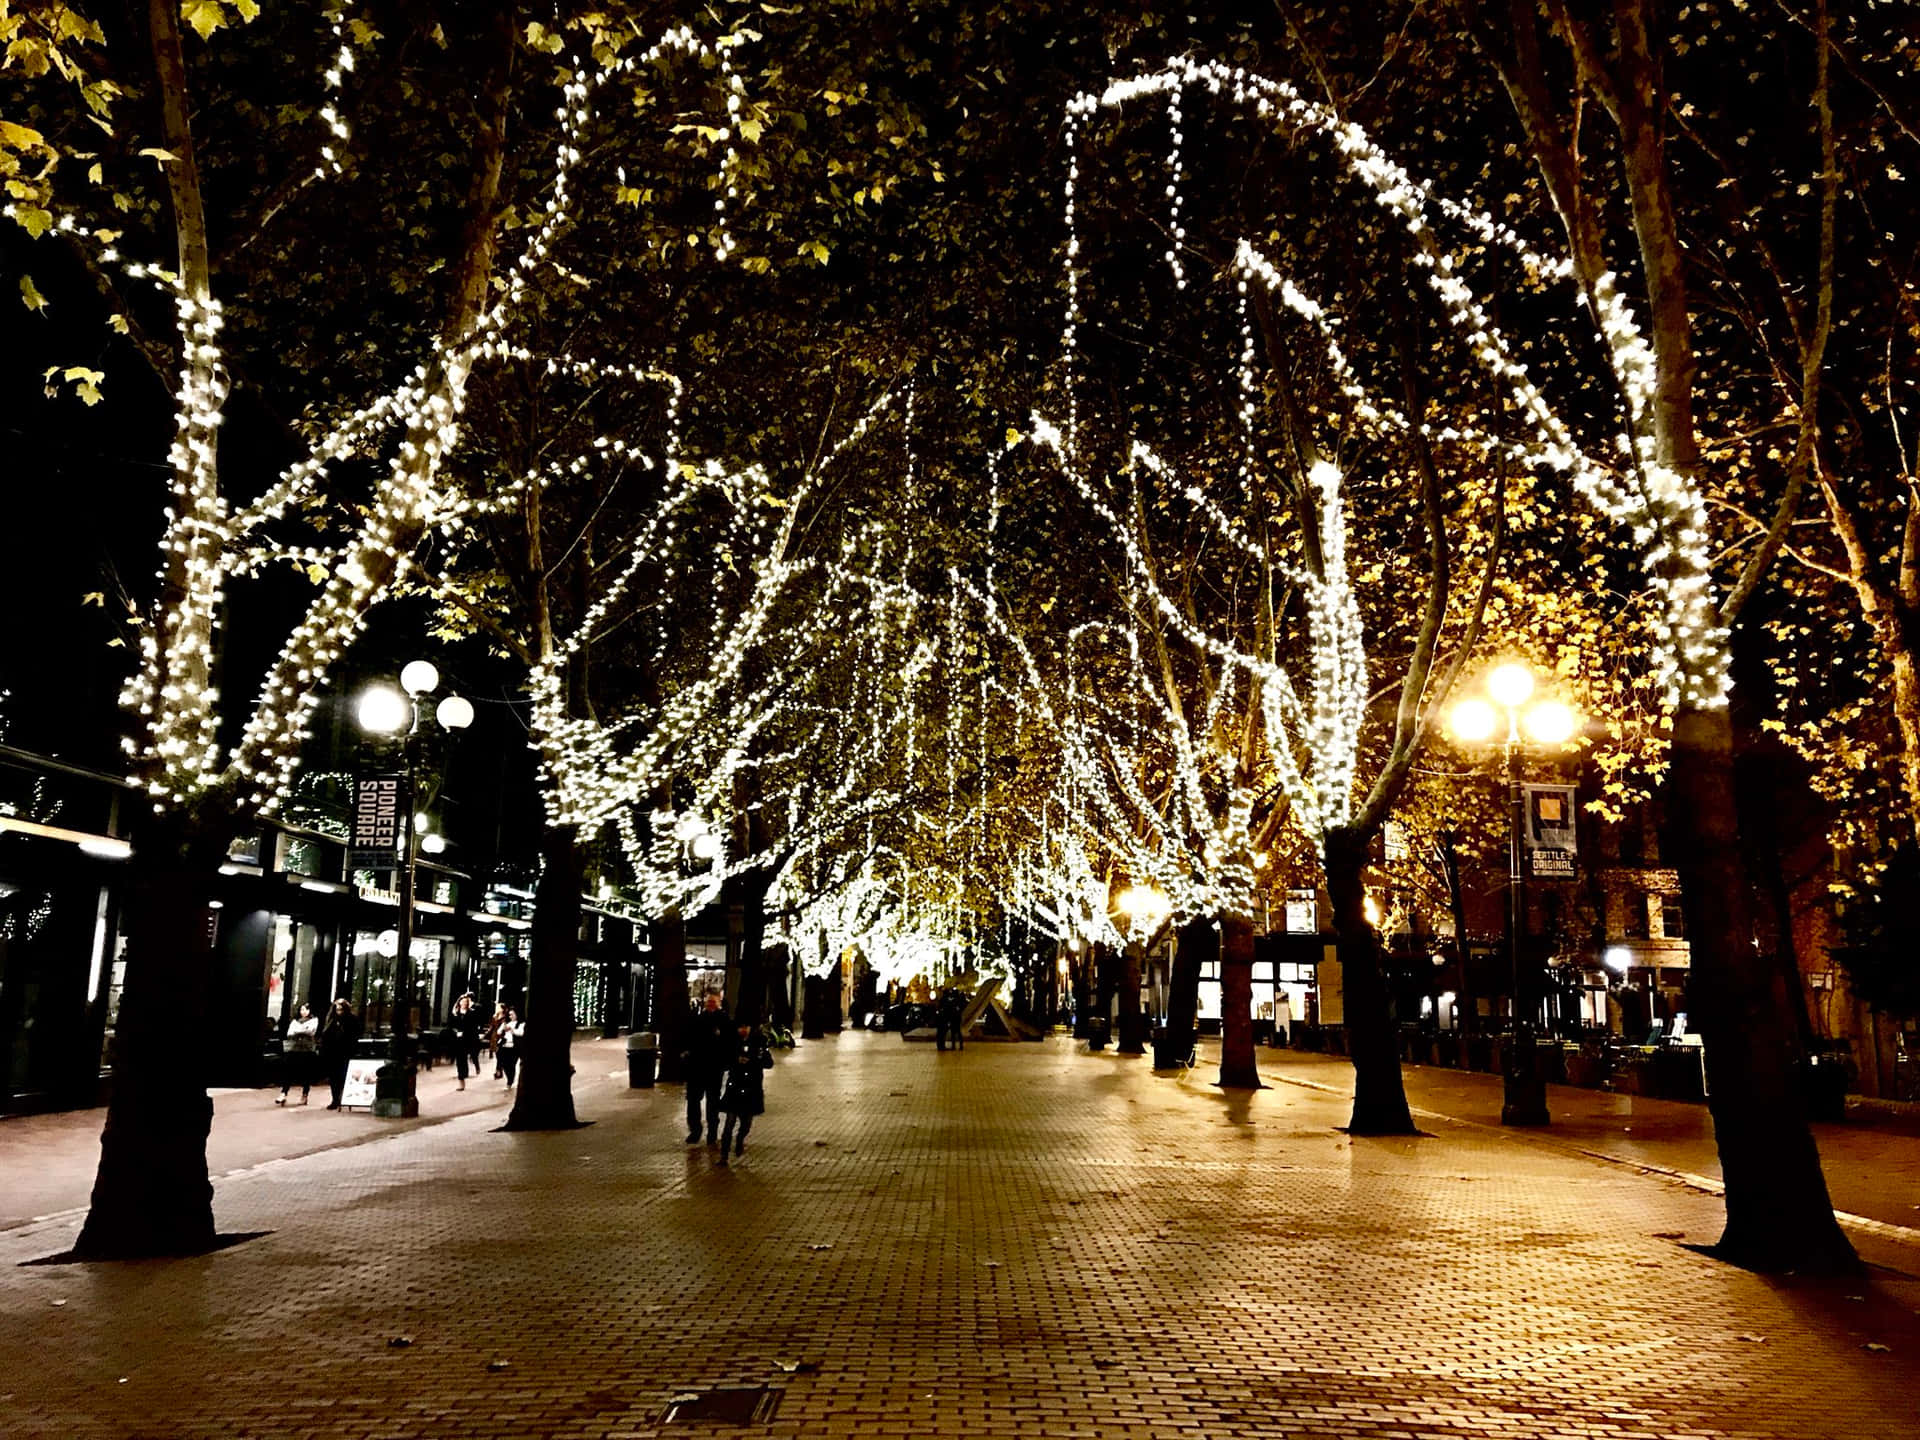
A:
[{"left": 806, "top": 1242, "right": 832, "bottom": 1251}]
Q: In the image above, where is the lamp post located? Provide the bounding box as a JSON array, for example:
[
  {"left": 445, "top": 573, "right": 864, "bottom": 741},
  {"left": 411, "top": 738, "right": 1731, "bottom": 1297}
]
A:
[
  {"left": 1112, "top": 884, "right": 1169, "bottom": 1055},
  {"left": 1449, "top": 661, "right": 1579, "bottom": 1127},
  {"left": 356, "top": 660, "right": 473, "bottom": 1118}
]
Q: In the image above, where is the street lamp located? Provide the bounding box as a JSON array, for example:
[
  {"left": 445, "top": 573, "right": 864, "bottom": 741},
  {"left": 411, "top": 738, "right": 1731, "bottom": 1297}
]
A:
[
  {"left": 1449, "top": 661, "right": 1581, "bottom": 1128},
  {"left": 356, "top": 660, "right": 473, "bottom": 1119},
  {"left": 1113, "top": 883, "right": 1170, "bottom": 933}
]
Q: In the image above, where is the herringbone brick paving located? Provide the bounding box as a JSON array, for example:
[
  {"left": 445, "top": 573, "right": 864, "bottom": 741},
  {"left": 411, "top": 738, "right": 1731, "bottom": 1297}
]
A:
[{"left": 3, "top": 1033, "right": 1917, "bottom": 1438}]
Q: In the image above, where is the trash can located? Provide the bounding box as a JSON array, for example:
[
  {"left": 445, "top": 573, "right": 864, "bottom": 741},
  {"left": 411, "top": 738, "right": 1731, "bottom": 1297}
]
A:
[
  {"left": 1801, "top": 1053, "right": 1849, "bottom": 1123},
  {"left": 626, "top": 1031, "right": 658, "bottom": 1088},
  {"left": 1087, "top": 1018, "right": 1111, "bottom": 1051}
]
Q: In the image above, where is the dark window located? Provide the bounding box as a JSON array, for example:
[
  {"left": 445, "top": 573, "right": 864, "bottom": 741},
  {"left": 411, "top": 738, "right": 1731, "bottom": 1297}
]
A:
[
  {"left": 1620, "top": 891, "right": 1649, "bottom": 939},
  {"left": 1659, "top": 896, "right": 1685, "bottom": 940}
]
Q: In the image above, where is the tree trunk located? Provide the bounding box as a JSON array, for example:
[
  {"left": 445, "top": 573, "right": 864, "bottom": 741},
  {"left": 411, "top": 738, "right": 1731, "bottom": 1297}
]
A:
[
  {"left": 74, "top": 811, "right": 226, "bottom": 1258},
  {"left": 1163, "top": 916, "right": 1211, "bottom": 1067},
  {"left": 1665, "top": 705, "right": 1854, "bottom": 1270},
  {"left": 1117, "top": 940, "right": 1146, "bottom": 1054},
  {"left": 1093, "top": 943, "right": 1116, "bottom": 1025},
  {"left": 652, "top": 912, "right": 689, "bottom": 1083},
  {"left": 1071, "top": 949, "right": 1091, "bottom": 1037},
  {"left": 726, "top": 867, "right": 772, "bottom": 1026},
  {"left": 1217, "top": 913, "right": 1261, "bottom": 1089},
  {"left": 505, "top": 823, "right": 585, "bottom": 1131},
  {"left": 1326, "top": 828, "right": 1417, "bottom": 1134},
  {"left": 1872, "top": 599, "right": 1920, "bottom": 850}
]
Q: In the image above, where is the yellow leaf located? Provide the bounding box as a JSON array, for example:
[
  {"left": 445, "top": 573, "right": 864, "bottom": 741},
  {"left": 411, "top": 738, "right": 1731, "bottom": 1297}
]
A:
[
  {"left": 14, "top": 206, "right": 52, "bottom": 238},
  {"left": 0, "top": 119, "right": 45, "bottom": 150},
  {"left": 108, "top": 313, "right": 129, "bottom": 334},
  {"left": 180, "top": 0, "right": 224, "bottom": 40},
  {"left": 138, "top": 147, "right": 177, "bottom": 162},
  {"left": 19, "top": 273, "right": 46, "bottom": 311},
  {"left": 81, "top": 592, "right": 105, "bottom": 607},
  {"left": 87, "top": 161, "right": 103, "bottom": 184},
  {"left": 305, "top": 563, "right": 328, "bottom": 585}
]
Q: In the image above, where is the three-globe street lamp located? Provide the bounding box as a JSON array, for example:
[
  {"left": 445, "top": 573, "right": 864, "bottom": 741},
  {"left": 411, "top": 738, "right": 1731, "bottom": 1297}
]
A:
[
  {"left": 1449, "top": 661, "right": 1580, "bottom": 1128},
  {"left": 356, "top": 660, "right": 473, "bottom": 1119}
]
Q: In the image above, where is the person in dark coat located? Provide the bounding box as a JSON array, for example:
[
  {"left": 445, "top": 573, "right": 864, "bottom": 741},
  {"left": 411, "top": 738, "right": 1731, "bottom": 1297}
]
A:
[
  {"left": 319, "top": 998, "right": 361, "bottom": 1110},
  {"left": 716, "top": 1021, "right": 773, "bottom": 1164},
  {"left": 449, "top": 993, "right": 483, "bottom": 1090},
  {"left": 937, "top": 986, "right": 966, "bottom": 1052},
  {"left": 684, "top": 993, "right": 732, "bottom": 1145}
]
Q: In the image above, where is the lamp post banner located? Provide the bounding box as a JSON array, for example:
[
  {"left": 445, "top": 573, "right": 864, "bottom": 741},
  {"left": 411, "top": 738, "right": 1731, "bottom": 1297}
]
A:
[
  {"left": 351, "top": 774, "right": 404, "bottom": 870},
  {"left": 1522, "top": 785, "right": 1577, "bottom": 878}
]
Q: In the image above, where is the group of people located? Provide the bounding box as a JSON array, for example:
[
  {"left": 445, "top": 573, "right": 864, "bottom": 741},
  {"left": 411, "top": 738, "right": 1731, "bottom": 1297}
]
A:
[
  {"left": 682, "top": 992, "right": 773, "bottom": 1165},
  {"left": 276, "top": 994, "right": 527, "bottom": 1110},
  {"left": 276, "top": 998, "right": 364, "bottom": 1109},
  {"left": 276, "top": 989, "right": 778, "bottom": 1153},
  {"left": 448, "top": 994, "right": 525, "bottom": 1088}
]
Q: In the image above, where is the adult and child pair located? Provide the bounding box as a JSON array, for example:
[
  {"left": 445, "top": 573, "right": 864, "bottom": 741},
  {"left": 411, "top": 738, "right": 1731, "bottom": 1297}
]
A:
[{"left": 683, "top": 993, "right": 774, "bottom": 1165}]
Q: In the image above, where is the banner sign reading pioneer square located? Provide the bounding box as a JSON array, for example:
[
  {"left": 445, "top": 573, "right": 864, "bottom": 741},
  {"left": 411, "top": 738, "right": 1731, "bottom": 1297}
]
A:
[
  {"left": 1523, "top": 784, "right": 1577, "bottom": 879},
  {"left": 351, "top": 774, "right": 404, "bottom": 870}
]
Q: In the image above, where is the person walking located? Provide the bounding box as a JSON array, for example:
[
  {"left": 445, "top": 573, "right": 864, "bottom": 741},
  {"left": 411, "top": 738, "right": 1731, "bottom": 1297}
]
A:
[
  {"left": 683, "top": 993, "right": 731, "bottom": 1145},
  {"left": 449, "top": 993, "right": 483, "bottom": 1090},
  {"left": 319, "top": 998, "right": 361, "bottom": 1110},
  {"left": 497, "top": 1007, "right": 524, "bottom": 1087},
  {"left": 716, "top": 1020, "right": 773, "bottom": 1165},
  {"left": 277, "top": 1003, "right": 320, "bottom": 1105},
  {"left": 487, "top": 1001, "right": 509, "bottom": 1077}
]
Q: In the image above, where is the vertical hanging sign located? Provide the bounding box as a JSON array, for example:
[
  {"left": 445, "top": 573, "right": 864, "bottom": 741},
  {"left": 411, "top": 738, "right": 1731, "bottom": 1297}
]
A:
[
  {"left": 351, "top": 774, "right": 404, "bottom": 871},
  {"left": 1523, "top": 784, "right": 1578, "bottom": 879}
]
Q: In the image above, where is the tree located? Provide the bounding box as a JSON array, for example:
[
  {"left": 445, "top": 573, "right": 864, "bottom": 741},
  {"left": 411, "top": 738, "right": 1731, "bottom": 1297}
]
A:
[
  {"left": 1462, "top": 0, "right": 1856, "bottom": 1272},
  {"left": 23, "top": 0, "right": 530, "bottom": 1259}
]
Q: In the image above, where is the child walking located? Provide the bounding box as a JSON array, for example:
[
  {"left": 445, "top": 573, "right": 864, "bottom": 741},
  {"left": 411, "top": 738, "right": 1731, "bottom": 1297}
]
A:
[{"left": 716, "top": 1020, "right": 773, "bottom": 1166}]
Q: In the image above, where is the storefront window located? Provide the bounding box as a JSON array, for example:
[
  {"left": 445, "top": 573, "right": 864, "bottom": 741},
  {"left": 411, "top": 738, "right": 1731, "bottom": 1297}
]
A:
[{"left": 266, "top": 917, "right": 323, "bottom": 1031}]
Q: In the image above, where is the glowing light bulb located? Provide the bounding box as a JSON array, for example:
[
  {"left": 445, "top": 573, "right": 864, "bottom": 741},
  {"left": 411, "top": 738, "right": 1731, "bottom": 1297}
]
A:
[
  {"left": 1449, "top": 697, "right": 1498, "bottom": 744},
  {"left": 357, "top": 685, "right": 408, "bottom": 734},
  {"left": 1522, "top": 699, "right": 1579, "bottom": 746},
  {"left": 1487, "top": 663, "right": 1535, "bottom": 709},
  {"left": 400, "top": 659, "right": 440, "bottom": 696},
  {"left": 435, "top": 694, "right": 474, "bottom": 730}
]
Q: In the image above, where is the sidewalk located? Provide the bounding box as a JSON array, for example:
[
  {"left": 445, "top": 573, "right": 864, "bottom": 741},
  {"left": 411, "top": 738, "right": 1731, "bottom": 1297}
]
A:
[
  {"left": 1245, "top": 1046, "right": 1920, "bottom": 1243},
  {"left": 0, "top": 1038, "right": 630, "bottom": 1232},
  {"left": 4, "top": 1032, "right": 1918, "bottom": 1440}
]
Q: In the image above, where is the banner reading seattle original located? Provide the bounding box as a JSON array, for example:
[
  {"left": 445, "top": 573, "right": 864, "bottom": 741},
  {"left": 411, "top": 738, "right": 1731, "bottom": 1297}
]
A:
[
  {"left": 1523, "top": 784, "right": 1578, "bottom": 879},
  {"left": 350, "top": 774, "right": 404, "bottom": 871}
]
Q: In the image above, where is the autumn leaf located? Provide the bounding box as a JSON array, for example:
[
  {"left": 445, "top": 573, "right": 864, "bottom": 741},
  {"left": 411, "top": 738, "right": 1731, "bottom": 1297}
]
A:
[
  {"left": 19, "top": 273, "right": 47, "bottom": 311},
  {"left": 180, "top": 0, "right": 225, "bottom": 40},
  {"left": 0, "top": 119, "right": 46, "bottom": 150}
]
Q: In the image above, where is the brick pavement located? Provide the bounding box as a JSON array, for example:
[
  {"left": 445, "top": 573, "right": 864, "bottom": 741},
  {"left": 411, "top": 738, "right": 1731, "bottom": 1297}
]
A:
[
  {"left": 1249, "top": 1047, "right": 1920, "bottom": 1241},
  {"left": 4, "top": 1033, "right": 1919, "bottom": 1439},
  {"left": 0, "top": 1045, "right": 534, "bottom": 1232}
]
